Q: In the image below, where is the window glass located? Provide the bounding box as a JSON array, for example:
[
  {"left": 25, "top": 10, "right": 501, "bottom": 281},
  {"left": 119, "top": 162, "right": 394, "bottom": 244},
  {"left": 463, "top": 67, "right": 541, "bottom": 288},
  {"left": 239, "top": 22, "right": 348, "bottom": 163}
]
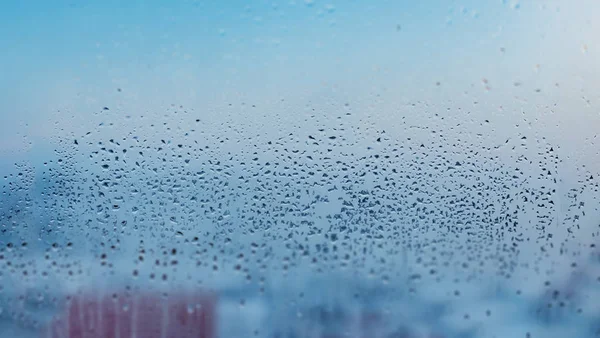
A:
[{"left": 1, "top": 1, "right": 599, "bottom": 337}]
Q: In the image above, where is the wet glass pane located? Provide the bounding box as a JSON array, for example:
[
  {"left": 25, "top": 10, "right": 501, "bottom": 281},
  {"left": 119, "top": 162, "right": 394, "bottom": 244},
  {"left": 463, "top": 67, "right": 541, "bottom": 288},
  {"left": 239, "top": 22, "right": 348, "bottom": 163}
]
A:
[{"left": 1, "top": 1, "right": 599, "bottom": 337}]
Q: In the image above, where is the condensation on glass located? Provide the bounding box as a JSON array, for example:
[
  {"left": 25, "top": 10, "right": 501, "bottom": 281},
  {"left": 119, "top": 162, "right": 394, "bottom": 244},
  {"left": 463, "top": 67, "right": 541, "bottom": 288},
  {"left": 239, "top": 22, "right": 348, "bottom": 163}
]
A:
[{"left": 0, "top": 1, "right": 599, "bottom": 337}]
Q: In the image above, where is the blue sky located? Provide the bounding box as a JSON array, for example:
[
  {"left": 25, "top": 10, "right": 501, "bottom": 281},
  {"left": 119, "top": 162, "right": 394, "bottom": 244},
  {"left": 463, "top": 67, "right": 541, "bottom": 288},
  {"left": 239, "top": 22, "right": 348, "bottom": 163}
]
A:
[{"left": 1, "top": 0, "right": 598, "bottom": 173}]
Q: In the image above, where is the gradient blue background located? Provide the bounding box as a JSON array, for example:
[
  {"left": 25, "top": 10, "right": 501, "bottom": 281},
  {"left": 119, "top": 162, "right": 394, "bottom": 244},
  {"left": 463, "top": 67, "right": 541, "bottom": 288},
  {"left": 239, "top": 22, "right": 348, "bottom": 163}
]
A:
[
  {"left": 1, "top": 0, "right": 598, "bottom": 157},
  {"left": 1, "top": 1, "right": 600, "bottom": 337}
]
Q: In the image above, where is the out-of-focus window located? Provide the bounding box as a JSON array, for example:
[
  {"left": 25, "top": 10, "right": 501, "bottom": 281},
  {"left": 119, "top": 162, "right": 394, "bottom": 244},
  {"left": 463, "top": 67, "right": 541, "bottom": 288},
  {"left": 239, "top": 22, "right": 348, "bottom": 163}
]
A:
[{"left": 1, "top": 1, "right": 599, "bottom": 337}]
